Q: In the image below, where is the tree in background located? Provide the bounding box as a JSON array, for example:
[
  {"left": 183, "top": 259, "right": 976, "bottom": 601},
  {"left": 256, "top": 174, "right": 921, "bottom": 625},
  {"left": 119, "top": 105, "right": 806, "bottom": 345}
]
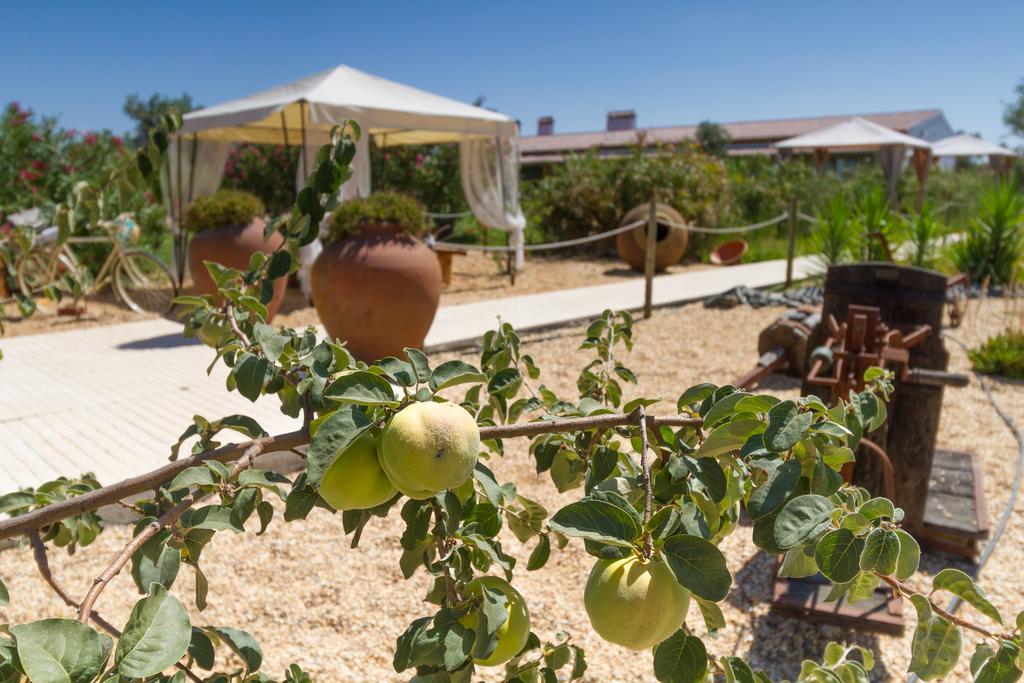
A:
[
  {"left": 695, "top": 120, "right": 731, "bottom": 158},
  {"left": 122, "top": 92, "right": 197, "bottom": 149},
  {"left": 1004, "top": 78, "right": 1024, "bottom": 141}
]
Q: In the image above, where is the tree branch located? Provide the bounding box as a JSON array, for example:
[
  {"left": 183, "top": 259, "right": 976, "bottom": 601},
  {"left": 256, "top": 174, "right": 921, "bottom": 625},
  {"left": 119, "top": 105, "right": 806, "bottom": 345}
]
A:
[
  {"left": 224, "top": 304, "right": 251, "bottom": 348},
  {"left": 0, "top": 430, "right": 308, "bottom": 541},
  {"left": 1, "top": 412, "right": 703, "bottom": 542},
  {"left": 77, "top": 439, "right": 274, "bottom": 624},
  {"left": 29, "top": 531, "right": 203, "bottom": 682},
  {"left": 878, "top": 575, "right": 1013, "bottom": 641},
  {"left": 637, "top": 407, "right": 654, "bottom": 558}
]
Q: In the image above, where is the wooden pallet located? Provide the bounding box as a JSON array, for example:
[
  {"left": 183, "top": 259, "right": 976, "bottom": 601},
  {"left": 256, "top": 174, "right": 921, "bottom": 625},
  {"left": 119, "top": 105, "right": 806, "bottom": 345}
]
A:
[
  {"left": 770, "top": 562, "right": 904, "bottom": 634},
  {"left": 920, "top": 449, "right": 990, "bottom": 559}
]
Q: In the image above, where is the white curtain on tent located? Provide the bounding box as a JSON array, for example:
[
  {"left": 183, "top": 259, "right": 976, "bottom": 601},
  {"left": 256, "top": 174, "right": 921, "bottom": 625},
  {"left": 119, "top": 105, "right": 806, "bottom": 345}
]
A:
[
  {"left": 877, "top": 144, "right": 907, "bottom": 207},
  {"left": 461, "top": 137, "right": 527, "bottom": 267},
  {"left": 162, "top": 136, "right": 232, "bottom": 280}
]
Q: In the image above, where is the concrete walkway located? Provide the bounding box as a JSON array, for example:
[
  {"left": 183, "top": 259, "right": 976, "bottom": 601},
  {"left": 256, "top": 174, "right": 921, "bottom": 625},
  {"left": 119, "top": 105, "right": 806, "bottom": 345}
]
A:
[{"left": 0, "top": 256, "right": 817, "bottom": 493}]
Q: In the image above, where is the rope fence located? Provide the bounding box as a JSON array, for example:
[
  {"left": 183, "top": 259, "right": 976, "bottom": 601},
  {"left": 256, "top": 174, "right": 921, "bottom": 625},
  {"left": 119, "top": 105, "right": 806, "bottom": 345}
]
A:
[{"left": 431, "top": 210, "right": 792, "bottom": 254}]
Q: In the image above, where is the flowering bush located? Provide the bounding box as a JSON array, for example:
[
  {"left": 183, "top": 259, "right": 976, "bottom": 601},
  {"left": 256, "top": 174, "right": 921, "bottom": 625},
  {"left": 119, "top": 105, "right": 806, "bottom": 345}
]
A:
[
  {"left": 371, "top": 141, "right": 468, "bottom": 215},
  {"left": 221, "top": 143, "right": 299, "bottom": 215}
]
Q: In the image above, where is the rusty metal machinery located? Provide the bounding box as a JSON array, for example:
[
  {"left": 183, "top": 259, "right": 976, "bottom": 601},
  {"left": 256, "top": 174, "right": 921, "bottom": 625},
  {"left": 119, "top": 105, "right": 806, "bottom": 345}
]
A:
[{"left": 747, "top": 264, "right": 984, "bottom": 633}]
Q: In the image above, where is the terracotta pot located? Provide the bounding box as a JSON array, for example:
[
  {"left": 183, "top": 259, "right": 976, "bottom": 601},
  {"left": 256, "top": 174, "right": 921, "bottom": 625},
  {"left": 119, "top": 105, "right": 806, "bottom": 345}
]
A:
[
  {"left": 710, "top": 239, "right": 749, "bottom": 266},
  {"left": 187, "top": 217, "right": 287, "bottom": 320},
  {"left": 615, "top": 202, "right": 689, "bottom": 271},
  {"left": 311, "top": 222, "right": 442, "bottom": 361}
]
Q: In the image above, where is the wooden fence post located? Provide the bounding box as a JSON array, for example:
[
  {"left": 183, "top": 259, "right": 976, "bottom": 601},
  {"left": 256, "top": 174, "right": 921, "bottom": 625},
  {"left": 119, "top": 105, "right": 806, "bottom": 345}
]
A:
[
  {"left": 785, "top": 196, "right": 798, "bottom": 289},
  {"left": 643, "top": 200, "right": 657, "bottom": 319}
]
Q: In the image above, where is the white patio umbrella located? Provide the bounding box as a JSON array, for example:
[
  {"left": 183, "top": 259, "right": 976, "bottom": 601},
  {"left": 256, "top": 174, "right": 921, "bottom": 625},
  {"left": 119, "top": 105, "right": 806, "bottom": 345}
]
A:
[
  {"left": 775, "top": 117, "right": 932, "bottom": 207},
  {"left": 930, "top": 133, "right": 1018, "bottom": 176},
  {"left": 164, "top": 65, "right": 527, "bottom": 286}
]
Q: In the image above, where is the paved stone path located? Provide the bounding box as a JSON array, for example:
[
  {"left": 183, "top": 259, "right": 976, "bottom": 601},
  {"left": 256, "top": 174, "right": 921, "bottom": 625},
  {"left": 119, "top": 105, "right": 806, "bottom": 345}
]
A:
[{"left": 0, "top": 256, "right": 817, "bottom": 493}]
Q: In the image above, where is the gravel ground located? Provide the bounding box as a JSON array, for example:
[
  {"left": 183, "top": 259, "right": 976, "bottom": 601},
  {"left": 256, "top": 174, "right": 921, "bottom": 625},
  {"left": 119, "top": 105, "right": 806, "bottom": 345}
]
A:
[
  {"left": 1, "top": 299, "right": 1020, "bottom": 682},
  {"left": 3, "top": 251, "right": 708, "bottom": 338}
]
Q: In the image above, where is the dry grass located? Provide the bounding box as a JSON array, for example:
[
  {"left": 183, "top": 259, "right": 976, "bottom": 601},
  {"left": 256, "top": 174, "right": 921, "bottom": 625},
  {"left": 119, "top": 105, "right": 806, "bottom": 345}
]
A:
[{"left": 1, "top": 300, "right": 1021, "bottom": 681}]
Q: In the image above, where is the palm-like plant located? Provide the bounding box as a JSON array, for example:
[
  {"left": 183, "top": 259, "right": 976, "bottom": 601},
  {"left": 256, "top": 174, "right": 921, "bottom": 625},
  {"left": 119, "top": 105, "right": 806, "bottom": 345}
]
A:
[
  {"left": 855, "top": 186, "right": 893, "bottom": 261},
  {"left": 814, "top": 192, "right": 857, "bottom": 268},
  {"left": 902, "top": 203, "right": 943, "bottom": 269},
  {"left": 953, "top": 181, "right": 1024, "bottom": 285}
]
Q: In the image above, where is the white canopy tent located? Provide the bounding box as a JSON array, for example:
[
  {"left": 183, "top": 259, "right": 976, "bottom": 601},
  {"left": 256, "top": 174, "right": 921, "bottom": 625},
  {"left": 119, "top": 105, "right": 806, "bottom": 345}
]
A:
[
  {"left": 930, "top": 133, "right": 1018, "bottom": 175},
  {"left": 775, "top": 117, "right": 932, "bottom": 207},
  {"left": 163, "top": 64, "right": 526, "bottom": 286}
]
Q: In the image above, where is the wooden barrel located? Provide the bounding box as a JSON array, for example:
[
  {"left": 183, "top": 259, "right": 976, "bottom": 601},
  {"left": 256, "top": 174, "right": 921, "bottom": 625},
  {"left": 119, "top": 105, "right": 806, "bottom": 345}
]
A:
[{"left": 802, "top": 263, "right": 950, "bottom": 532}]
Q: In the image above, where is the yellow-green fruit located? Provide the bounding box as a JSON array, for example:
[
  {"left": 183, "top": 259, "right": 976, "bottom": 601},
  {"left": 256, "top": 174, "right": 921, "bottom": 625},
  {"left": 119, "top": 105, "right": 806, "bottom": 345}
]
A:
[
  {"left": 459, "top": 576, "right": 531, "bottom": 666},
  {"left": 379, "top": 401, "right": 479, "bottom": 500},
  {"left": 550, "top": 450, "right": 585, "bottom": 492},
  {"left": 584, "top": 556, "right": 690, "bottom": 650},
  {"left": 318, "top": 433, "right": 397, "bottom": 511}
]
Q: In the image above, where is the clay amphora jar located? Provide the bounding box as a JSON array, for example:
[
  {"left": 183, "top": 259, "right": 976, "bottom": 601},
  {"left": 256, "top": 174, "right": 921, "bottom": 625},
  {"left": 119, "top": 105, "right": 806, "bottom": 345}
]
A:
[
  {"left": 311, "top": 222, "right": 441, "bottom": 361},
  {"left": 615, "top": 202, "right": 689, "bottom": 271},
  {"left": 187, "top": 217, "right": 287, "bottom": 320}
]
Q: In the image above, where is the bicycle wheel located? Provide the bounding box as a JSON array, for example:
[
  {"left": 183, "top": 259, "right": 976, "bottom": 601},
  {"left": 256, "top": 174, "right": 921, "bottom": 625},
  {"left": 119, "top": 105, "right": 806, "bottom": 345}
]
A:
[
  {"left": 15, "top": 251, "right": 55, "bottom": 296},
  {"left": 113, "top": 250, "right": 178, "bottom": 315}
]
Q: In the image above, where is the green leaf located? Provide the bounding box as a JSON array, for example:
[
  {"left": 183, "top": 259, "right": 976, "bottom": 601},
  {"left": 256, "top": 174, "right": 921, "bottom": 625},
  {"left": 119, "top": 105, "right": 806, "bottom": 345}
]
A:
[
  {"left": 429, "top": 360, "right": 486, "bottom": 392},
  {"left": 696, "top": 419, "right": 764, "bottom": 458},
  {"left": 695, "top": 597, "right": 726, "bottom": 636},
  {"left": 814, "top": 529, "right": 865, "bottom": 583},
  {"left": 974, "top": 642, "right": 1022, "bottom": 683},
  {"left": 252, "top": 323, "right": 288, "bottom": 362},
  {"left": 11, "top": 619, "right": 112, "bottom": 683},
  {"left": 472, "top": 584, "right": 509, "bottom": 660},
  {"left": 894, "top": 529, "right": 920, "bottom": 580},
  {"left": 859, "top": 528, "right": 900, "bottom": 575},
  {"left": 677, "top": 383, "right": 716, "bottom": 411},
  {"left": 549, "top": 494, "right": 641, "bottom": 547},
  {"left": 701, "top": 392, "right": 752, "bottom": 429},
  {"left": 652, "top": 631, "right": 707, "bottom": 683},
  {"left": 932, "top": 568, "right": 1003, "bottom": 624},
  {"left": 487, "top": 367, "right": 523, "bottom": 397},
  {"left": 747, "top": 459, "right": 801, "bottom": 520},
  {"left": 661, "top": 534, "right": 731, "bottom": 601},
  {"left": 115, "top": 584, "right": 192, "bottom": 678},
  {"left": 846, "top": 571, "right": 880, "bottom": 603},
  {"left": 0, "top": 578, "right": 7, "bottom": 606},
  {"left": 305, "top": 406, "right": 373, "bottom": 488},
  {"left": 131, "top": 532, "right": 181, "bottom": 594},
  {"left": 205, "top": 626, "right": 262, "bottom": 674},
  {"left": 527, "top": 535, "right": 551, "bottom": 571},
  {"left": 773, "top": 495, "right": 834, "bottom": 550},
  {"left": 909, "top": 594, "right": 962, "bottom": 681},
  {"left": 323, "top": 371, "right": 399, "bottom": 406},
  {"left": 858, "top": 497, "right": 895, "bottom": 521},
  {"left": 763, "top": 400, "right": 813, "bottom": 452},
  {"left": 232, "top": 353, "right": 273, "bottom": 402},
  {"left": 778, "top": 547, "right": 820, "bottom": 579},
  {"left": 187, "top": 628, "right": 215, "bottom": 670}
]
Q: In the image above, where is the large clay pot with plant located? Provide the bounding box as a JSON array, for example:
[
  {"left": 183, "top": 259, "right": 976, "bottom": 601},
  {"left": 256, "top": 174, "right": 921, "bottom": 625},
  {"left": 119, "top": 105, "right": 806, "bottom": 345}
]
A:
[
  {"left": 185, "top": 190, "right": 287, "bottom": 320},
  {"left": 312, "top": 192, "right": 441, "bottom": 361},
  {"left": 615, "top": 202, "right": 689, "bottom": 271}
]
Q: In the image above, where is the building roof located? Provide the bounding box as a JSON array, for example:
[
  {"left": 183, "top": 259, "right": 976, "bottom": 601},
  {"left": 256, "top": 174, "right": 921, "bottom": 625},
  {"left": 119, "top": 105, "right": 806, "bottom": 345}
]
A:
[{"left": 517, "top": 109, "right": 944, "bottom": 161}]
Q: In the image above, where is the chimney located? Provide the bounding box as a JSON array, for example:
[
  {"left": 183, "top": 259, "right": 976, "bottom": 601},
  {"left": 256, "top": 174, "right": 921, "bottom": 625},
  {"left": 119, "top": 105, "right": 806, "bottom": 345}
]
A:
[
  {"left": 607, "top": 110, "right": 636, "bottom": 131},
  {"left": 602, "top": 110, "right": 634, "bottom": 132},
  {"left": 537, "top": 116, "right": 554, "bottom": 136}
]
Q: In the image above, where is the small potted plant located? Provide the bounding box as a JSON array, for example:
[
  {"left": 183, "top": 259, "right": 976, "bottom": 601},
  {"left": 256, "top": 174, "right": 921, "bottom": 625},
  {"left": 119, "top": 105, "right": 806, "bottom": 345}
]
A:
[
  {"left": 184, "top": 189, "right": 287, "bottom": 319},
  {"left": 312, "top": 192, "right": 441, "bottom": 360}
]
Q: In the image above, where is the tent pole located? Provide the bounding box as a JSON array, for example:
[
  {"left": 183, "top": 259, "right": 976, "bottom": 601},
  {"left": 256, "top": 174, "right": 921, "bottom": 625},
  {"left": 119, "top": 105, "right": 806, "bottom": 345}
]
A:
[
  {"left": 187, "top": 134, "right": 198, "bottom": 204},
  {"left": 300, "top": 100, "right": 309, "bottom": 185},
  {"left": 174, "top": 135, "right": 185, "bottom": 286},
  {"left": 280, "top": 110, "right": 294, "bottom": 201}
]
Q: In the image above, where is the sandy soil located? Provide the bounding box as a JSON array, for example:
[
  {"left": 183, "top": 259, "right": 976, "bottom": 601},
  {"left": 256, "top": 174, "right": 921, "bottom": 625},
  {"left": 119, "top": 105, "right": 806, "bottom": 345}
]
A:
[
  {"left": 1, "top": 299, "right": 1020, "bottom": 681},
  {"left": 3, "top": 252, "right": 708, "bottom": 338}
]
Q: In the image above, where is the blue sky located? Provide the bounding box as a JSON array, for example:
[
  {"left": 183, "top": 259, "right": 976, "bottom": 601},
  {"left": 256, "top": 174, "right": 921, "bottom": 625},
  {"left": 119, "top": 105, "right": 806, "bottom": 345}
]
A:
[{"left": 3, "top": 1, "right": 1023, "bottom": 144}]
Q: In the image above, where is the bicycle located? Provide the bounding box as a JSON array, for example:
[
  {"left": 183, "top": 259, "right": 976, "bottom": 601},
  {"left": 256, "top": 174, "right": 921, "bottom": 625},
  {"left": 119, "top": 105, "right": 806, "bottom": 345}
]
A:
[{"left": 15, "top": 213, "right": 178, "bottom": 315}]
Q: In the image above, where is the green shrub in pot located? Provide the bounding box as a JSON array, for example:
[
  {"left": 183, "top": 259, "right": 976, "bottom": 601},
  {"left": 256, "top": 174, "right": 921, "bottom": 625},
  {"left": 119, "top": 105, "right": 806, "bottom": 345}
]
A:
[
  {"left": 323, "top": 191, "right": 427, "bottom": 243},
  {"left": 183, "top": 189, "right": 264, "bottom": 232}
]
